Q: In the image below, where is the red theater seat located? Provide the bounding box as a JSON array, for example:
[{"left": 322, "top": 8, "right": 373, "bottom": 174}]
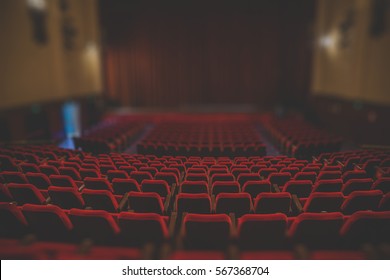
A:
[
  {"left": 49, "top": 175, "right": 79, "bottom": 190},
  {"left": 69, "top": 209, "right": 120, "bottom": 244},
  {"left": 84, "top": 177, "right": 113, "bottom": 192},
  {"left": 180, "top": 181, "right": 208, "bottom": 194},
  {"left": 242, "top": 180, "right": 272, "bottom": 198},
  {"left": 118, "top": 212, "right": 169, "bottom": 246},
  {"left": 378, "top": 192, "right": 390, "bottom": 211},
  {"left": 128, "top": 191, "right": 165, "bottom": 214},
  {"left": 215, "top": 192, "right": 252, "bottom": 217},
  {"left": 2, "top": 172, "right": 27, "bottom": 184},
  {"left": 372, "top": 178, "right": 390, "bottom": 193},
  {"left": 288, "top": 212, "right": 344, "bottom": 249},
  {"left": 254, "top": 192, "right": 291, "bottom": 214},
  {"left": 181, "top": 213, "right": 232, "bottom": 250},
  {"left": 176, "top": 193, "right": 211, "bottom": 214},
  {"left": 22, "top": 204, "right": 73, "bottom": 242},
  {"left": 302, "top": 192, "right": 344, "bottom": 213},
  {"left": 0, "top": 202, "right": 28, "bottom": 238},
  {"left": 112, "top": 178, "right": 140, "bottom": 195},
  {"left": 7, "top": 183, "right": 46, "bottom": 205},
  {"left": 48, "top": 186, "right": 85, "bottom": 209},
  {"left": 312, "top": 179, "right": 343, "bottom": 192},
  {"left": 340, "top": 211, "right": 390, "bottom": 248},
  {"left": 282, "top": 180, "right": 312, "bottom": 198},
  {"left": 26, "top": 173, "right": 51, "bottom": 191},
  {"left": 341, "top": 178, "right": 373, "bottom": 195},
  {"left": 141, "top": 179, "right": 171, "bottom": 197},
  {"left": 341, "top": 190, "right": 382, "bottom": 215},
  {"left": 237, "top": 213, "right": 288, "bottom": 250},
  {"left": 82, "top": 189, "right": 120, "bottom": 212},
  {"left": 212, "top": 181, "right": 240, "bottom": 196}
]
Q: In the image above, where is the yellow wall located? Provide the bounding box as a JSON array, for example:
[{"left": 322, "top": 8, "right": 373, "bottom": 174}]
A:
[
  {"left": 0, "top": 0, "right": 102, "bottom": 109},
  {"left": 311, "top": 0, "right": 390, "bottom": 105}
]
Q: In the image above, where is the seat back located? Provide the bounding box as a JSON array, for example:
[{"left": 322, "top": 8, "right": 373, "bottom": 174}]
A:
[
  {"left": 254, "top": 192, "right": 291, "bottom": 214},
  {"left": 48, "top": 186, "right": 85, "bottom": 209},
  {"left": 118, "top": 212, "right": 168, "bottom": 246},
  {"left": 215, "top": 193, "right": 251, "bottom": 217},
  {"left": 128, "top": 191, "right": 164, "bottom": 214},
  {"left": 82, "top": 189, "right": 119, "bottom": 212},
  {"left": 237, "top": 213, "right": 287, "bottom": 249},
  {"left": 176, "top": 193, "right": 211, "bottom": 214},
  {"left": 7, "top": 183, "right": 46, "bottom": 205},
  {"left": 22, "top": 204, "right": 73, "bottom": 241},
  {"left": 182, "top": 213, "right": 231, "bottom": 249},
  {"left": 303, "top": 192, "right": 344, "bottom": 213},
  {"left": 341, "top": 190, "right": 382, "bottom": 214}
]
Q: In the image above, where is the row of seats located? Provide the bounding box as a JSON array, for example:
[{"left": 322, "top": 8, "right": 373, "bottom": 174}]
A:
[
  {"left": 137, "top": 120, "right": 266, "bottom": 156},
  {"left": 73, "top": 116, "right": 145, "bottom": 153},
  {"left": 260, "top": 114, "right": 343, "bottom": 159},
  {"left": 1, "top": 203, "right": 389, "bottom": 252},
  {"left": 0, "top": 239, "right": 370, "bottom": 260}
]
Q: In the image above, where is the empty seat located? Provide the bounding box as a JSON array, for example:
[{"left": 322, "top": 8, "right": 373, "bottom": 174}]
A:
[
  {"left": 19, "top": 163, "right": 40, "bottom": 173},
  {"left": 154, "top": 172, "right": 178, "bottom": 186},
  {"left": 79, "top": 168, "right": 100, "bottom": 180},
  {"left": 185, "top": 173, "right": 208, "bottom": 183},
  {"left": 303, "top": 192, "right": 344, "bottom": 213},
  {"left": 212, "top": 181, "right": 240, "bottom": 196},
  {"left": 26, "top": 173, "right": 51, "bottom": 191},
  {"left": 82, "top": 189, "right": 120, "bottom": 212},
  {"left": 372, "top": 178, "right": 390, "bottom": 193},
  {"left": 237, "top": 213, "right": 288, "bottom": 250},
  {"left": 268, "top": 172, "right": 291, "bottom": 187},
  {"left": 317, "top": 171, "right": 341, "bottom": 181},
  {"left": 141, "top": 179, "right": 170, "bottom": 197},
  {"left": 118, "top": 212, "right": 169, "bottom": 246},
  {"left": 84, "top": 177, "right": 113, "bottom": 192},
  {"left": 7, "top": 183, "right": 46, "bottom": 205},
  {"left": 128, "top": 191, "right": 165, "bottom": 214},
  {"left": 293, "top": 172, "right": 317, "bottom": 183},
  {"left": 313, "top": 179, "right": 343, "bottom": 192},
  {"left": 176, "top": 193, "right": 211, "bottom": 214},
  {"left": 130, "top": 171, "right": 153, "bottom": 184},
  {"left": 259, "top": 168, "right": 278, "bottom": 179},
  {"left": 2, "top": 172, "right": 27, "bottom": 184},
  {"left": 340, "top": 211, "right": 390, "bottom": 248},
  {"left": 215, "top": 193, "right": 252, "bottom": 217},
  {"left": 69, "top": 209, "right": 120, "bottom": 244},
  {"left": 48, "top": 186, "right": 85, "bottom": 209},
  {"left": 378, "top": 193, "right": 390, "bottom": 211},
  {"left": 181, "top": 213, "right": 232, "bottom": 249},
  {"left": 112, "top": 178, "right": 140, "bottom": 195},
  {"left": 237, "top": 173, "right": 261, "bottom": 187},
  {"left": 282, "top": 180, "right": 312, "bottom": 198},
  {"left": 242, "top": 180, "right": 271, "bottom": 198},
  {"left": 342, "top": 170, "right": 368, "bottom": 183},
  {"left": 341, "top": 190, "right": 382, "bottom": 215},
  {"left": 211, "top": 173, "right": 235, "bottom": 184},
  {"left": 0, "top": 183, "right": 13, "bottom": 202},
  {"left": 107, "top": 170, "right": 129, "bottom": 182},
  {"left": 59, "top": 167, "right": 81, "bottom": 181},
  {"left": 341, "top": 178, "right": 373, "bottom": 195},
  {"left": 254, "top": 192, "right": 291, "bottom": 214},
  {"left": 0, "top": 202, "right": 28, "bottom": 237},
  {"left": 288, "top": 212, "right": 344, "bottom": 249},
  {"left": 49, "top": 175, "right": 78, "bottom": 190},
  {"left": 39, "top": 165, "right": 59, "bottom": 176},
  {"left": 22, "top": 204, "right": 73, "bottom": 242},
  {"left": 180, "top": 181, "right": 208, "bottom": 194}
]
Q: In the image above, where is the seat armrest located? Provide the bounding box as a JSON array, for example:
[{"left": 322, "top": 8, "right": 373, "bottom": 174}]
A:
[
  {"left": 118, "top": 193, "right": 129, "bottom": 211},
  {"left": 272, "top": 184, "right": 280, "bottom": 192},
  {"left": 292, "top": 194, "right": 303, "bottom": 214},
  {"left": 168, "top": 212, "right": 178, "bottom": 237},
  {"left": 164, "top": 193, "right": 171, "bottom": 214}
]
